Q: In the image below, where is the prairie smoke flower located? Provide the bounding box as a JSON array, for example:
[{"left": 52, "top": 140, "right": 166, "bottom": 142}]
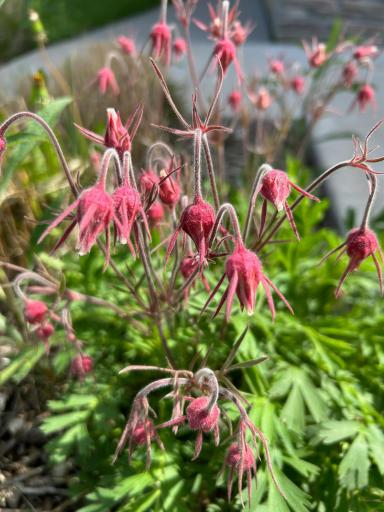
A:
[
  {"left": 140, "top": 169, "right": 159, "bottom": 194},
  {"left": 193, "top": 1, "right": 239, "bottom": 40},
  {"left": 173, "top": 37, "right": 187, "bottom": 59},
  {"left": 150, "top": 22, "right": 172, "bottom": 66},
  {"left": 167, "top": 196, "right": 215, "bottom": 267},
  {"left": 186, "top": 396, "right": 220, "bottom": 459},
  {"left": 303, "top": 39, "right": 327, "bottom": 67},
  {"left": 214, "top": 37, "right": 243, "bottom": 83},
  {"left": 158, "top": 170, "right": 180, "bottom": 207},
  {"left": 331, "top": 227, "right": 383, "bottom": 297},
  {"left": 96, "top": 67, "right": 120, "bottom": 96},
  {"left": 71, "top": 354, "right": 93, "bottom": 379},
  {"left": 270, "top": 58, "right": 285, "bottom": 76},
  {"left": 117, "top": 36, "right": 136, "bottom": 56},
  {"left": 36, "top": 323, "right": 54, "bottom": 341},
  {"left": 24, "top": 300, "right": 48, "bottom": 324},
  {"left": 75, "top": 106, "right": 143, "bottom": 159},
  {"left": 228, "top": 90, "right": 242, "bottom": 112},
  {"left": 147, "top": 201, "right": 164, "bottom": 226},
  {"left": 342, "top": 61, "right": 358, "bottom": 88},
  {"left": 353, "top": 45, "right": 378, "bottom": 62},
  {"left": 226, "top": 442, "right": 256, "bottom": 504},
  {"left": 260, "top": 169, "right": 319, "bottom": 240},
  {"left": 230, "top": 21, "right": 252, "bottom": 46},
  {"left": 290, "top": 75, "right": 305, "bottom": 95},
  {"left": 355, "top": 84, "right": 376, "bottom": 112},
  {"left": 205, "top": 242, "right": 293, "bottom": 321},
  {"left": 130, "top": 419, "right": 156, "bottom": 445},
  {"left": 252, "top": 87, "right": 272, "bottom": 111}
]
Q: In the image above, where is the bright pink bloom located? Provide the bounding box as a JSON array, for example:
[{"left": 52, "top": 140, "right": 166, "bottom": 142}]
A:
[
  {"left": 130, "top": 419, "right": 156, "bottom": 445},
  {"left": 112, "top": 184, "right": 149, "bottom": 256},
  {"left": 270, "top": 59, "right": 285, "bottom": 76},
  {"left": 167, "top": 196, "right": 215, "bottom": 267},
  {"left": 343, "top": 61, "right": 358, "bottom": 88},
  {"left": 140, "top": 170, "right": 159, "bottom": 194},
  {"left": 228, "top": 90, "right": 242, "bottom": 112},
  {"left": 147, "top": 202, "right": 164, "bottom": 226},
  {"left": 226, "top": 442, "right": 256, "bottom": 503},
  {"left": 71, "top": 354, "right": 93, "bottom": 379},
  {"left": 214, "top": 38, "right": 243, "bottom": 83},
  {"left": 173, "top": 37, "right": 187, "bottom": 59},
  {"left": 117, "top": 36, "right": 136, "bottom": 56},
  {"left": 290, "top": 75, "right": 305, "bottom": 95},
  {"left": 150, "top": 22, "right": 172, "bottom": 66},
  {"left": 24, "top": 300, "right": 48, "bottom": 324},
  {"left": 97, "top": 67, "right": 120, "bottom": 96},
  {"left": 75, "top": 106, "right": 143, "bottom": 159},
  {"left": 260, "top": 169, "right": 319, "bottom": 240},
  {"left": 36, "top": 323, "right": 54, "bottom": 340},
  {"left": 335, "top": 227, "right": 383, "bottom": 297},
  {"left": 38, "top": 182, "right": 115, "bottom": 264},
  {"left": 355, "top": 84, "right": 376, "bottom": 112},
  {"left": 205, "top": 243, "right": 293, "bottom": 321},
  {"left": 353, "top": 45, "right": 378, "bottom": 61},
  {"left": 158, "top": 172, "right": 180, "bottom": 207},
  {"left": 186, "top": 396, "right": 220, "bottom": 459}
]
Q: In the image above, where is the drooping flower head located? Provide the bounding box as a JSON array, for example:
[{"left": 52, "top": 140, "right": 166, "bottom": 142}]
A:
[
  {"left": 303, "top": 39, "right": 327, "bottom": 67},
  {"left": 147, "top": 201, "right": 164, "bottom": 226},
  {"left": 353, "top": 45, "right": 378, "bottom": 62},
  {"left": 117, "top": 36, "right": 136, "bottom": 56},
  {"left": 230, "top": 20, "right": 252, "bottom": 46},
  {"left": 251, "top": 87, "right": 272, "bottom": 111},
  {"left": 355, "top": 84, "right": 376, "bottom": 112},
  {"left": 24, "top": 300, "right": 48, "bottom": 324},
  {"left": 260, "top": 168, "right": 319, "bottom": 240},
  {"left": 226, "top": 442, "right": 256, "bottom": 504},
  {"left": 342, "top": 61, "right": 358, "bottom": 88},
  {"left": 213, "top": 37, "right": 243, "bottom": 83},
  {"left": 150, "top": 22, "right": 172, "bottom": 66},
  {"left": 228, "top": 90, "right": 242, "bottom": 112},
  {"left": 71, "top": 354, "right": 93, "bottom": 379},
  {"left": 96, "top": 67, "right": 120, "bottom": 96},
  {"left": 158, "top": 168, "right": 181, "bottom": 207},
  {"left": 75, "top": 106, "right": 143, "bottom": 160},
  {"left": 186, "top": 395, "right": 220, "bottom": 459},
  {"left": 269, "top": 58, "right": 285, "bottom": 76},
  {"left": 36, "top": 322, "right": 54, "bottom": 341},
  {"left": 173, "top": 37, "right": 187, "bottom": 59},
  {"left": 290, "top": 75, "right": 305, "bottom": 95},
  {"left": 130, "top": 419, "right": 156, "bottom": 446},
  {"left": 140, "top": 169, "right": 159, "bottom": 194}
]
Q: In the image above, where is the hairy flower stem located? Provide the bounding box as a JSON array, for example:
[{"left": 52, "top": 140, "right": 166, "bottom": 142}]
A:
[
  {"left": 195, "top": 368, "right": 219, "bottom": 412},
  {"left": 147, "top": 141, "right": 174, "bottom": 169},
  {"left": 0, "top": 111, "right": 78, "bottom": 197},
  {"left": 222, "top": 0, "right": 229, "bottom": 39},
  {"left": 160, "top": 0, "right": 168, "bottom": 23},
  {"left": 202, "top": 134, "right": 220, "bottom": 210},
  {"left": 193, "top": 129, "right": 203, "bottom": 200},
  {"left": 242, "top": 163, "right": 272, "bottom": 242},
  {"left": 361, "top": 173, "right": 377, "bottom": 228},
  {"left": 13, "top": 272, "right": 54, "bottom": 302},
  {"left": 99, "top": 148, "right": 121, "bottom": 188},
  {"left": 210, "top": 203, "right": 243, "bottom": 246},
  {"left": 184, "top": 24, "right": 206, "bottom": 112}
]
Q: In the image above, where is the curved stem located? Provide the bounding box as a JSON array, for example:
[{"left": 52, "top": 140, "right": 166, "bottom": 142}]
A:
[
  {"left": 0, "top": 111, "right": 78, "bottom": 197},
  {"left": 13, "top": 271, "right": 55, "bottom": 302},
  {"left": 242, "top": 163, "right": 272, "bottom": 241},
  {"left": 147, "top": 141, "right": 174, "bottom": 169},
  {"left": 98, "top": 148, "right": 121, "bottom": 188},
  {"left": 210, "top": 203, "right": 243, "bottom": 246},
  {"left": 202, "top": 133, "right": 220, "bottom": 210},
  {"left": 361, "top": 173, "right": 377, "bottom": 228},
  {"left": 136, "top": 377, "right": 189, "bottom": 401},
  {"left": 193, "top": 129, "right": 203, "bottom": 200},
  {"left": 195, "top": 367, "right": 219, "bottom": 412}
]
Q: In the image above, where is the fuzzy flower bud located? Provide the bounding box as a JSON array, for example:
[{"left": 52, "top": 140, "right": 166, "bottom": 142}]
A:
[
  {"left": 228, "top": 90, "right": 242, "bottom": 112},
  {"left": 230, "top": 21, "right": 249, "bottom": 46},
  {"left": 226, "top": 442, "right": 255, "bottom": 470},
  {"left": 186, "top": 396, "right": 220, "bottom": 432},
  {"left": 131, "top": 419, "right": 156, "bottom": 445},
  {"left": 117, "top": 36, "right": 136, "bottom": 56},
  {"left": 97, "top": 67, "right": 120, "bottom": 96},
  {"left": 270, "top": 59, "right": 285, "bottom": 76},
  {"left": 147, "top": 202, "right": 164, "bottom": 226},
  {"left": 24, "top": 300, "right": 48, "bottom": 324},
  {"left": 104, "top": 109, "right": 132, "bottom": 156},
  {"left": 290, "top": 75, "right": 305, "bottom": 95},
  {"left": 140, "top": 170, "right": 159, "bottom": 193},
  {"left": 36, "top": 323, "right": 55, "bottom": 341},
  {"left": 173, "top": 37, "right": 187, "bottom": 59},
  {"left": 253, "top": 88, "right": 272, "bottom": 111},
  {"left": 71, "top": 354, "right": 93, "bottom": 378},
  {"left": 356, "top": 84, "right": 376, "bottom": 112},
  {"left": 158, "top": 171, "right": 180, "bottom": 207},
  {"left": 353, "top": 45, "right": 378, "bottom": 62},
  {"left": 150, "top": 22, "right": 172, "bottom": 66},
  {"left": 214, "top": 38, "right": 243, "bottom": 82},
  {"left": 343, "top": 61, "right": 358, "bottom": 88}
]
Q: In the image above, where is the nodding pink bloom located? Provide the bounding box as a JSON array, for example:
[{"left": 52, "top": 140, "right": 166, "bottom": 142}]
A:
[
  {"left": 270, "top": 59, "right": 285, "bottom": 76},
  {"left": 38, "top": 181, "right": 115, "bottom": 264},
  {"left": 214, "top": 38, "right": 243, "bottom": 83},
  {"left": 252, "top": 87, "right": 272, "bottom": 111},
  {"left": 342, "top": 61, "right": 358, "bottom": 88},
  {"left": 230, "top": 21, "right": 251, "bottom": 46},
  {"left": 117, "top": 36, "right": 136, "bottom": 56},
  {"left": 180, "top": 254, "right": 210, "bottom": 300},
  {"left": 150, "top": 22, "right": 172, "bottom": 66},
  {"left": 147, "top": 201, "right": 164, "bottom": 226},
  {"left": 130, "top": 419, "right": 156, "bottom": 445},
  {"left": 353, "top": 45, "right": 378, "bottom": 62},
  {"left": 71, "top": 354, "right": 93, "bottom": 379},
  {"left": 260, "top": 169, "right": 319, "bottom": 240},
  {"left": 205, "top": 243, "right": 293, "bottom": 321},
  {"left": 97, "top": 67, "right": 120, "bottom": 96},
  {"left": 303, "top": 40, "right": 327, "bottom": 67},
  {"left": 24, "top": 300, "right": 48, "bottom": 324},
  {"left": 173, "top": 37, "right": 187, "bottom": 59},
  {"left": 186, "top": 396, "right": 220, "bottom": 459},
  {"left": 226, "top": 442, "right": 257, "bottom": 504},
  {"left": 75, "top": 106, "right": 143, "bottom": 159},
  {"left": 158, "top": 172, "right": 180, "bottom": 207},
  {"left": 228, "top": 90, "right": 242, "bottom": 112},
  {"left": 112, "top": 184, "right": 149, "bottom": 256},
  {"left": 167, "top": 196, "right": 215, "bottom": 267},
  {"left": 140, "top": 170, "right": 159, "bottom": 194},
  {"left": 334, "top": 227, "right": 383, "bottom": 297},
  {"left": 36, "top": 323, "right": 55, "bottom": 341},
  {"left": 290, "top": 75, "right": 305, "bottom": 95},
  {"left": 355, "top": 84, "right": 376, "bottom": 112}
]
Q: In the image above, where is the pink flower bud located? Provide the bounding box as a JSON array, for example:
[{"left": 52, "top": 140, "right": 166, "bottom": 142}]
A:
[
  {"left": 158, "top": 172, "right": 180, "bottom": 207},
  {"left": 112, "top": 185, "right": 143, "bottom": 252},
  {"left": 186, "top": 396, "right": 220, "bottom": 432},
  {"left": 270, "top": 59, "right": 285, "bottom": 76},
  {"left": 117, "top": 36, "right": 136, "bottom": 56},
  {"left": 36, "top": 322, "right": 55, "bottom": 341},
  {"left": 104, "top": 109, "right": 132, "bottom": 156},
  {"left": 179, "top": 197, "right": 215, "bottom": 264},
  {"left": 131, "top": 419, "right": 156, "bottom": 445},
  {"left": 180, "top": 255, "right": 197, "bottom": 279},
  {"left": 71, "top": 354, "right": 93, "bottom": 378},
  {"left": 356, "top": 84, "right": 376, "bottom": 112},
  {"left": 342, "top": 61, "right": 358, "bottom": 88},
  {"left": 308, "top": 43, "right": 327, "bottom": 67},
  {"left": 173, "top": 37, "right": 187, "bottom": 59},
  {"left": 147, "top": 202, "right": 164, "bottom": 226},
  {"left": 97, "top": 67, "right": 120, "bottom": 96},
  {"left": 140, "top": 170, "right": 159, "bottom": 193},
  {"left": 150, "top": 22, "right": 172, "bottom": 66},
  {"left": 353, "top": 45, "right": 378, "bottom": 61},
  {"left": 230, "top": 21, "right": 249, "bottom": 46},
  {"left": 228, "top": 90, "right": 242, "bottom": 112},
  {"left": 261, "top": 169, "right": 291, "bottom": 212},
  {"left": 253, "top": 88, "right": 272, "bottom": 111},
  {"left": 214, "top": 38, "right": 243, "bottom": 82},
  {"left": 226, "top": 442, "right": 255, "bottom": 470},
  {"left": 291, "top": 75, "right": 305, "bottom": 95},
  {"left": 24, "top": 300, "right": 48, "bottom": 324},
  {"left": 346, "top": 227, "right": 378, "bottom": 265}
]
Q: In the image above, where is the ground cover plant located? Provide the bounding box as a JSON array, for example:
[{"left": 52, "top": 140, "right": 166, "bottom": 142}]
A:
[{"left": 1, "top": 1, "right": 384, "bottom": 510}]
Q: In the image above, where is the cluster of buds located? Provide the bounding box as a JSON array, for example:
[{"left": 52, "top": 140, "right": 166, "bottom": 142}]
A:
[{"left": 114, "top": 349, "right": 283, "bottom": 507}]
